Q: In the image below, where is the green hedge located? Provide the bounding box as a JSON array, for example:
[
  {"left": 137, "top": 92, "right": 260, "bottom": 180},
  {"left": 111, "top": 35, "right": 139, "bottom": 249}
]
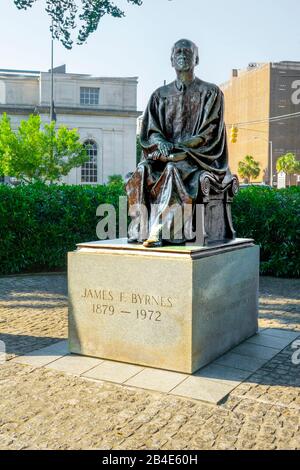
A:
[
  {"left": 232, "top": 186, "right": 300, "bottom": 278},
  {"left": 0, "top": 183, "right": 299, "bottom": 277},
  {"left": 0, "top": 181, "right": 125, "bottom": 275}
]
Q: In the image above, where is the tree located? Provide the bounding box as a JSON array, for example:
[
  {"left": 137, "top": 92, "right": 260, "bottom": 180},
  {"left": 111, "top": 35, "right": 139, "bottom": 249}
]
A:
[
  {"left": 107, "top": 174, "right": 123, "bottom": 185},
  {"left": 276, "top": 152, "right": 300, "bottom": 187},
  {"left": 14, "top": 0, "right": 144, "bottom": 49},
  {"left": 0, "top": 113, "right": 89, "bottom": 184},
  {"left": 238, "top": 155, "right": 261, "bottom": 184}
]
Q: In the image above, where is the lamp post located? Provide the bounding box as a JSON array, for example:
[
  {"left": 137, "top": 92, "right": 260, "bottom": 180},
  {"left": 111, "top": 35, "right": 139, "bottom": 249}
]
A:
[
  {"left": 269, "top": 140, "right": 273, "bottom": 187},
  {"left": 50, "top": 20, "right": 56, "bottom": 122},
  {"left": 49, "top": 19, "right": 56, "bottom": 185},
  {"left": 253, "top": 136, "right": 274, "bottom": 186}
]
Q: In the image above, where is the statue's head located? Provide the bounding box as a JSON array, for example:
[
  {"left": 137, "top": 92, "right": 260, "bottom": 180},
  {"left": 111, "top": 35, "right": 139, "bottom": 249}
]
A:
[{"left": 171, "top": 39, "right": 199, "bottom": 72}]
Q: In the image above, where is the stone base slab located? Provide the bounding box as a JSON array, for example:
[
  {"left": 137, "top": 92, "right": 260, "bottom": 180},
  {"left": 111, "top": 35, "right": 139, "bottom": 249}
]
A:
[
  {"left": 68, "top": 239, "right": 259, "bottom": 374},
  {"left": 12, "top": 328, "right": 298, "bottom": 405}
]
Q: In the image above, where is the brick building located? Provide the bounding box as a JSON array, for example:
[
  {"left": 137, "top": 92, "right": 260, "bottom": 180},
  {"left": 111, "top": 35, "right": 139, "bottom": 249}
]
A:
[{"left": 220, "top": 61, "right": 300, "bottom": 185}]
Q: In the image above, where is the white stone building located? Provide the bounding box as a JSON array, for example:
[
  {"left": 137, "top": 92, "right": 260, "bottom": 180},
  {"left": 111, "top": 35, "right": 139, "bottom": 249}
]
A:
[{"left": 0, "top": 66, "right": 141, "bottom": 184}]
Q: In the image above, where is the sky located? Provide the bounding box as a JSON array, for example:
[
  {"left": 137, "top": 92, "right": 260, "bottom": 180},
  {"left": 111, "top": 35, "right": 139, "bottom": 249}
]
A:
[{"left": 1, "top": 0, "right": 300, "bottom": 111}]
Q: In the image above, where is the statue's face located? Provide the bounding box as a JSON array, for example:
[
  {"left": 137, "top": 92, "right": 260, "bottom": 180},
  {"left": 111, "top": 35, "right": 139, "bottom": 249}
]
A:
[{"left": 171, "top": 40, "right": 198, "bottom": 72}]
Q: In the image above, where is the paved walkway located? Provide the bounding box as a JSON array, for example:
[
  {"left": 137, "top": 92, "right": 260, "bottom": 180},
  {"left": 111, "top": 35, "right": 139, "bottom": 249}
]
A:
[{"left": 0, "top": 274, "right": 299, "bottom": 450}]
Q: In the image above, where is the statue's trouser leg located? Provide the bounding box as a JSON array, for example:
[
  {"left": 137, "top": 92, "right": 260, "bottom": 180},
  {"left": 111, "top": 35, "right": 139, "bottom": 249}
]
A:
[
  {"left": 148, "top": 162, "right": 194, "bottom": 243},
  {"left": 126, "top": 162, "right": 149, "bottom": 242}
]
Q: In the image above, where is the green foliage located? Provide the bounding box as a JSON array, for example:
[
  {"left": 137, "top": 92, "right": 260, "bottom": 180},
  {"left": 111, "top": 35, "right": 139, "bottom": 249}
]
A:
[
  {"left": 232, "top": 186, "right": 300, "bottom": 278},
  {"left": 0, "top": 182, "right": 126, "bottom": 274},
  {"left": 106, "top": 174, "right": 125, "bottom": 195},
  {"left": 13, "top": 0, "right": 143, "bottom": 49},
  {"left": 107, "top": 174, "right": 123, "bottom": 185},
  {"left": 0, "top": 114, "right": 88, "bottom": 183},
  {"left": 276, "top": 152, "right": 299, "bottom": 174},
  {"left": 0, "top": 184, "right": 299, "bottom": 277},
  {"left": 276, "top": 153, "right": 300, "bottom": 186},
  {"left": 238, "top": 155, "right": 261, "bottom": 183}
]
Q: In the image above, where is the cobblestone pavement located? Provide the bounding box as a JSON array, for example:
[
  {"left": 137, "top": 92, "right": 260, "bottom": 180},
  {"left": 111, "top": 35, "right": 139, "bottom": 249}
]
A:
[
  {"left": 0, "top": 274, "right": 299, "bottom": 450},
  {"left": 0, "top": 274, "right": 67, "bottom": 359}
]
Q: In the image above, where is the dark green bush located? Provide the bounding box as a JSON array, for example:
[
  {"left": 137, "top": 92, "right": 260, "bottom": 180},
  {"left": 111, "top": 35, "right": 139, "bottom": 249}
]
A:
[
  {"left": 0, "top": 183, "right": 299, "bottom": 277},
  {"left": 232, "top": 186, "right": 300, "bottom": 278},
  {"left": 0, "top": 182, "right": 125, "bottom": 274}
]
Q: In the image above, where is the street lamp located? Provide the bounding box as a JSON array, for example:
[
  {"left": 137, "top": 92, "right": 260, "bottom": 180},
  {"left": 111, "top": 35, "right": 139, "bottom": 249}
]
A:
[
  {"left": 269, "top": 140, "right": 273, "bottom": 187},
  {"left": 253, "top": 137, "right": 274, "bottom": 186},
  {"left": 50, "top": 20, "right": 56, "bottom": 122}
]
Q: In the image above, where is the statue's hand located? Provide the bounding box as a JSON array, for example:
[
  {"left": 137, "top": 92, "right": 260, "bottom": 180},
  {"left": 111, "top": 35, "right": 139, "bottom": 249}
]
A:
[
  {"left": 151, "top": 150, "right": 168, "bottom": 162},
  {"left": 157, "top": 141, "right": 173, "bottom": 157}
]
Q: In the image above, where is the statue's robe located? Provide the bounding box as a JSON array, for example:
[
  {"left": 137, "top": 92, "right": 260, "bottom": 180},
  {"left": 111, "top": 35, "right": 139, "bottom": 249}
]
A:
[{"left": 126, "top": 77, "right": 230, "bottom": 243}]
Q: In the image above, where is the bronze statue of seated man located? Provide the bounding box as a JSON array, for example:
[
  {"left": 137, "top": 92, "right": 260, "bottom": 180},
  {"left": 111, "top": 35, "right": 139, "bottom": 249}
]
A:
[{"left": 126, "top": 39, "right": 239, "bottom": 248}]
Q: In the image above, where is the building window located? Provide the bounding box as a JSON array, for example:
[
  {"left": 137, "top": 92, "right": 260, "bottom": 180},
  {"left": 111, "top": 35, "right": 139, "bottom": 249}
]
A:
[
  {"left": 81, "top": 140, "right": 98, "bottom": 183},
  {"left": 80, "top": 87, "right": 99, "bottom": 105}
]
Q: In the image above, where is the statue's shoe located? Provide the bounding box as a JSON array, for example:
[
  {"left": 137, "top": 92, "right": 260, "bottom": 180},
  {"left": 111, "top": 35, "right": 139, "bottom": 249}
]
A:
[
  {"left": 143, "top": 223, "right": 163, "bottom": 248},
  {"left": 127, "top": 238, "right": 138, "bottom": 244},
  {"left": 143, "top": 238, "right": 163, "bottom": 248}
]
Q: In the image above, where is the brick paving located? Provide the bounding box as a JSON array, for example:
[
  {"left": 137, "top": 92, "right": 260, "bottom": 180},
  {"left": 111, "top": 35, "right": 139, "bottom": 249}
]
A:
[
  {"left": 0, "top": 274, "right": 299, "bottom": 450},
  {"left": 0, "top": 274, "right": 67, "bottom": 359}
]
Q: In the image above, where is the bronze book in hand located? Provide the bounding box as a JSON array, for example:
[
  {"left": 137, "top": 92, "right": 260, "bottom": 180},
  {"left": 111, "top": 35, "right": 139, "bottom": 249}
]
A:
[
  {"left": 166, "top": 152, "right": 187, "bottom": 162},
  {"left": 147, "top": 151, "right": 187, "bottom": 162}
]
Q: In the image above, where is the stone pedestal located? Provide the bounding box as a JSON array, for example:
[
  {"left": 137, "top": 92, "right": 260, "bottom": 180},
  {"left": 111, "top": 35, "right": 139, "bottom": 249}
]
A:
[{"left": 68, "top": 239, "right": 259, "bottom": 374}]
